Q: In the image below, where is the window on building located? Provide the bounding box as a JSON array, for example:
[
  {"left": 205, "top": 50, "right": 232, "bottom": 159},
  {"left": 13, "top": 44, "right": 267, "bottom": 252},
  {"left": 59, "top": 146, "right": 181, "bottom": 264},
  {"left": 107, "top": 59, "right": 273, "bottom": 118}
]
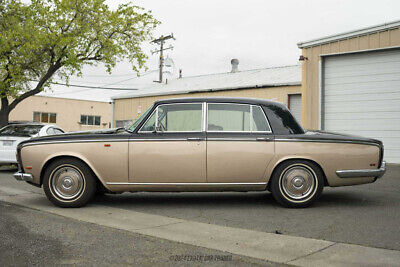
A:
[
  {"left": 80, "top": 115, "right": 101, "bottom": 126},
  {"left": 33, "top": 112, "right": 57, "bottom": 123}
]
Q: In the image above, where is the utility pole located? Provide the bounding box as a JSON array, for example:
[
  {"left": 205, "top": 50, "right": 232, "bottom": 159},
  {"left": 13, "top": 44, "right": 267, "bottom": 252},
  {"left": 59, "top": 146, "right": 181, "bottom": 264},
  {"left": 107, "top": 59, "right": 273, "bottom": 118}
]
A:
[{"left": 151, "top": 33, "right": 175, "bottom": 83}]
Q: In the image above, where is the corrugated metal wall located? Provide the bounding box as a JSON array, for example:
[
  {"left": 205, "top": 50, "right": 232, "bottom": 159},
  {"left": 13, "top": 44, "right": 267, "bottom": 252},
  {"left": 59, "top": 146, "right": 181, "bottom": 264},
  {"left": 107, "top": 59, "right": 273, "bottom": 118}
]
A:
[{"left": 301, "top": 27, "right": 400, "bottom": 129}]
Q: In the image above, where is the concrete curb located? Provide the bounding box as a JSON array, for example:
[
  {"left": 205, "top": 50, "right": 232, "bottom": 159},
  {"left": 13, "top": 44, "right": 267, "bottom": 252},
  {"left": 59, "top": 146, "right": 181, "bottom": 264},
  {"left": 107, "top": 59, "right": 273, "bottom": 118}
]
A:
[{"left": 0, "top": 187, "right": 399, "bottom": 266}]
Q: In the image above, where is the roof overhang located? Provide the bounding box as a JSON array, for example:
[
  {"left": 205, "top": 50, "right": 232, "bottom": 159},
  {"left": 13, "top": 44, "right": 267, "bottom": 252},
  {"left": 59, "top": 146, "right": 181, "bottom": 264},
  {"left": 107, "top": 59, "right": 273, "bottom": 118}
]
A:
[
  {"left": 297, "top": 20, "right": 400, "bottom": 49},
  {"left": 111, "top": 82, "right": 301, "bottom": 100}
]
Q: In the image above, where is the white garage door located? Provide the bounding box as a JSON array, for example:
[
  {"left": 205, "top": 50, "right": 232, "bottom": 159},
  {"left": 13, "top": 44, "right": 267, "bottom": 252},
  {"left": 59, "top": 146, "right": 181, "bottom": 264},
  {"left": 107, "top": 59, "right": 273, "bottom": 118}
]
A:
[
  {"left": 288, "top": 94, "right": 302, "bottom": 124},
  {"left": 322, "top": 49, "right": 400, "bottom": 163}
]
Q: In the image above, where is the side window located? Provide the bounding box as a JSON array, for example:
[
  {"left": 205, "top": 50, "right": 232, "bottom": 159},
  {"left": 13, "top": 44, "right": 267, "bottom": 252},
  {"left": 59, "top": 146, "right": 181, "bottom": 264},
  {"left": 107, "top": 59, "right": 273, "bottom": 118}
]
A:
[
  {"left": 140, "top": 103, "right": 203, "bottom": 132},
  {"left": 208, "top": 104, "right": 250, "bottom": 131},
  {"left": 207, "top": 103, "right": 271, "bottom": 132},
  {"left": 46, "top": 127, "right": 55, "bottom": 135},
  {"left": 53, "top": 128, "right": 64, "bottom": 134},
  {"left": 158, "top": 103, "right": 202, "bottom": 132},
  {"left": 251, "top": 106, "right": 271, "bottom": 132}
]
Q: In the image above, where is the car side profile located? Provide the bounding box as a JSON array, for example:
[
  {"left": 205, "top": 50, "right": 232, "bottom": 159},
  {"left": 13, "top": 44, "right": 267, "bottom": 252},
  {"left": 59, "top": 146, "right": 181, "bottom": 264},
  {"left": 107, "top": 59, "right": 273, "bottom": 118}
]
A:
[{"left": 14, "top": 97, "right": 385, "bottom": 208}]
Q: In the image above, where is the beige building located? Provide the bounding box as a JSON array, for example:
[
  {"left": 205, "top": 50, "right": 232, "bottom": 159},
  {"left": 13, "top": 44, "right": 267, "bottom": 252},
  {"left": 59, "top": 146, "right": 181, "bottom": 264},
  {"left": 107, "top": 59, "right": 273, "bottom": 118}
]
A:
[
  {"left": 298, "top": 20, "right": 400, "bottom": 163},
  {"left": 9, "top": 95, "right": 112, "bottom": 132},
  {"left": 112, "top": 64, "right": 302, "bottom": 128}
]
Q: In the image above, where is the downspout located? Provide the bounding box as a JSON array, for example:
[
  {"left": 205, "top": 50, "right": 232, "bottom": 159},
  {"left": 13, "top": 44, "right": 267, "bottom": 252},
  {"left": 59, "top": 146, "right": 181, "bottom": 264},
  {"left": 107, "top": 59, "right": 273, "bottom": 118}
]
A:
[{"left": 111, "top": 99, "right": 114, "bottom": 128}]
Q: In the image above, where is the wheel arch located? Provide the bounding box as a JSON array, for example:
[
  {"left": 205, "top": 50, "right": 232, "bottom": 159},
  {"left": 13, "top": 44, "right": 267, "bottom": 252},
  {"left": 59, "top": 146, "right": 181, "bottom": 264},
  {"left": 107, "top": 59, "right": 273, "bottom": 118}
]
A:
[
  {"left": 267, "top": 157, "right": 329, "bottom": 190},
  {"left": 40, "top": 155, "right": 108, "bottom": 190}
]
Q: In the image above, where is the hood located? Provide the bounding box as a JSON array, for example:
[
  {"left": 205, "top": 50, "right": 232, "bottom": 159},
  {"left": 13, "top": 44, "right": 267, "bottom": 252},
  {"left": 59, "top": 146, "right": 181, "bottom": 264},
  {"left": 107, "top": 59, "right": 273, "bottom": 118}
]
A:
[{"left": 18, "top": 127, "right": 130, "bottom": 148}]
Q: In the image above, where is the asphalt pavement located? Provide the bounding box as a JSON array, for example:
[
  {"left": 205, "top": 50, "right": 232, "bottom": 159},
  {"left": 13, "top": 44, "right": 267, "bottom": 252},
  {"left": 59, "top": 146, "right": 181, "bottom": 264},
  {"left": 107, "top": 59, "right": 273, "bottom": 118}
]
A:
[
  {"left": 0, "top": 164, "right": 399, "bottom": 265},
  {"left": 0, "top": 202, "right": 278, "bottom": 266},
  {"left": 94, "top": 164, "right": 400, "bottom": 251}
]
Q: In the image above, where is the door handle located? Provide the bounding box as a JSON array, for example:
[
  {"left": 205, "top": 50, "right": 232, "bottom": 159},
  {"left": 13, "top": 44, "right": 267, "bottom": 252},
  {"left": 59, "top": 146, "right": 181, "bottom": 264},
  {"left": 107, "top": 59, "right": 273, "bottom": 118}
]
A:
[
  {"left": 256, "top": 137, "right": 273, "bottom": 141},
  {"left": 187, "top": 137, "right": 203, "bottom": 141}
]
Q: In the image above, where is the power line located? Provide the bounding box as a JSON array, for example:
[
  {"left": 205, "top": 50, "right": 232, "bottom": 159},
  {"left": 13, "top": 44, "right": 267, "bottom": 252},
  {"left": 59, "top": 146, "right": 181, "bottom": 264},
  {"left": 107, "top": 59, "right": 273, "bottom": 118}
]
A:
[
  {"left": 30, "top": 80, "right": 138, "bottom": 90},
  {"left": 101, "top": 69, "right": 158, "bottom": 86}
]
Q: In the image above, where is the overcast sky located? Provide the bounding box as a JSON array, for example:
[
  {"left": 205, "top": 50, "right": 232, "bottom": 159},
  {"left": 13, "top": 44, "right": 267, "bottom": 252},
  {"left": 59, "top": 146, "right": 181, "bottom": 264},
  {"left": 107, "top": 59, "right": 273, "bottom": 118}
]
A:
[
  {"left": 107, "top": 0, "right": 400, "bottom": 75},
  {"left": 43, "top": 0, "right": 400, "bottom": 99}
]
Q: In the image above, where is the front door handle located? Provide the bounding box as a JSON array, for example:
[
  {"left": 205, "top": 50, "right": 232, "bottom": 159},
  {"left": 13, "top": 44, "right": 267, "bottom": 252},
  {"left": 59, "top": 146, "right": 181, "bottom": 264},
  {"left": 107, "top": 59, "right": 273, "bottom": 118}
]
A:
[
  {"left": 187, "top": 137, "right": 204, "bottom": 141},
  {"left": 256, "top": 137, "right": 273, "bottom": 141}
]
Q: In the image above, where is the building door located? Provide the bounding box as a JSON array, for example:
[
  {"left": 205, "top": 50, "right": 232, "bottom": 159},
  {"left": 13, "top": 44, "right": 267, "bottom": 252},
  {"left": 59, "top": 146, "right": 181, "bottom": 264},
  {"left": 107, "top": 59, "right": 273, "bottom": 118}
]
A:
[
  {"left": 322, "top": 48, "right": 400, "bottom": 163},
  {"left": 288, "top": 94, "right": 302, "bottom": 124}
]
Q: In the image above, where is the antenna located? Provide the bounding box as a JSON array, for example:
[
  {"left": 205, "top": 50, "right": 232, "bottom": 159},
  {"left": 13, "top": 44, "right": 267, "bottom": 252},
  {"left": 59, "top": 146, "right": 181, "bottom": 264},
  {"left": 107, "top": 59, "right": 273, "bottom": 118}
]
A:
[{"left": 151, "top": 33, "right": 176, "bottom": 83}]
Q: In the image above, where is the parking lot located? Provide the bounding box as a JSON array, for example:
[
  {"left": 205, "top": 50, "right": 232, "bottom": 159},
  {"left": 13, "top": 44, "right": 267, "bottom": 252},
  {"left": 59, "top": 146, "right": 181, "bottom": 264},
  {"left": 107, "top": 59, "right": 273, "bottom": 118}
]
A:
[{"left": 0, "top": 164, "right": 399, "bottom": 253}]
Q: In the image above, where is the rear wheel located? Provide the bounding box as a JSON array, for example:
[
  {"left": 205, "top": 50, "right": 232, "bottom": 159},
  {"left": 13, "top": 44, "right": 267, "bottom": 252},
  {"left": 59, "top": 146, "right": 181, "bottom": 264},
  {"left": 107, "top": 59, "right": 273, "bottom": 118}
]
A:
[
  {"left": 43, "top": 158, "right": 96, "bottom": 208},
  {"left": 270, "top": 160, "right": 324, "bottom": 208}
]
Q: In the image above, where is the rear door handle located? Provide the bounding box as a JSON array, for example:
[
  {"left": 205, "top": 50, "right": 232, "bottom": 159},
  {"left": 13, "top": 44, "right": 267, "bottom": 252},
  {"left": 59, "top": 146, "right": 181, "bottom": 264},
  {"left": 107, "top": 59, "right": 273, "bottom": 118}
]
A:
[
  {"left": 187, "top": 137, "right": 204, "bottom": 141},
  {"left": 256, "top": 137, "right": 273, "bottom": 141}
]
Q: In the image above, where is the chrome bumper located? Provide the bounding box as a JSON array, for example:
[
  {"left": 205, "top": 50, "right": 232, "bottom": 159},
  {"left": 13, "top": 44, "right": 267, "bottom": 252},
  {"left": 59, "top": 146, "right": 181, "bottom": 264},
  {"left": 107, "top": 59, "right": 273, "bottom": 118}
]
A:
[
  {"left": 13, "top": 172, "right": 34, "bottom": 182},
  {"left": 336, "top": 161, "right": 386, "bottom": 179}
]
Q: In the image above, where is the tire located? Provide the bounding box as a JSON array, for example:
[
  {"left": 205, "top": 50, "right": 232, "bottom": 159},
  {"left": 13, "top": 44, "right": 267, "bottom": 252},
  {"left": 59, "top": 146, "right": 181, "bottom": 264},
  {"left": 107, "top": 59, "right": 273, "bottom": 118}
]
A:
[
  {"left": 43, "top": 158, "right": 97, "bottom": 208},
  {"left": 270, "top": 160, "right": 324, "bottom": 208}
]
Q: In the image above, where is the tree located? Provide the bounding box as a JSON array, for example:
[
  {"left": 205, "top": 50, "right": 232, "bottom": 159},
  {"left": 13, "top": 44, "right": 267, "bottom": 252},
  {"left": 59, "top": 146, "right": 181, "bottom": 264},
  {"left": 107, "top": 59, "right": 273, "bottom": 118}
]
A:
[{"left": 0, "top": 0, "right": 159, "bottom": 127}]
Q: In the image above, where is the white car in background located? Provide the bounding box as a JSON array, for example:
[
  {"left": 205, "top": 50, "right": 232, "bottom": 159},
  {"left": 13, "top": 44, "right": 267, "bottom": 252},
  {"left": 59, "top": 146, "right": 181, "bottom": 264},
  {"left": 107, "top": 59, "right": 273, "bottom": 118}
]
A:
[{"left": 0, "top": 123, "right": 64, "bottom": 166}]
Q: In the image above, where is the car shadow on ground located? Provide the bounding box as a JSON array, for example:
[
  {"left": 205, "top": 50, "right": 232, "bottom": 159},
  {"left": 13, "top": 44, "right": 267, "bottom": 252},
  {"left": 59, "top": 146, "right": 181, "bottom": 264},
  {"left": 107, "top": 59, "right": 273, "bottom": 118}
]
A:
[{"left": 92, "top": 189, "right": 379, "bottom": 209}]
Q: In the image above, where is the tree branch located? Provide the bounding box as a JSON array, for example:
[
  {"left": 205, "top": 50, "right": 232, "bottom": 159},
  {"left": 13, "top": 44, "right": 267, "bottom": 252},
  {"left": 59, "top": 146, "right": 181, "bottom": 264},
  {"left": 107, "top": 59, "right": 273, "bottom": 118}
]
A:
[{"left": 8, "top": 60, "right": 62, "bottom": 111}]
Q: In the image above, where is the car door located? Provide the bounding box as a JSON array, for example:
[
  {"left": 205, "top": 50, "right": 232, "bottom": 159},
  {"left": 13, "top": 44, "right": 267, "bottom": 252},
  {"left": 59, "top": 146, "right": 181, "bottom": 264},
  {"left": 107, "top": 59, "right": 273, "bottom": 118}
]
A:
[
  {"left": 206, "top": 103, "right": 275, "bottom": 183},
  {"left": 129, "top": 102, "right": 207, "bottom": 183}
]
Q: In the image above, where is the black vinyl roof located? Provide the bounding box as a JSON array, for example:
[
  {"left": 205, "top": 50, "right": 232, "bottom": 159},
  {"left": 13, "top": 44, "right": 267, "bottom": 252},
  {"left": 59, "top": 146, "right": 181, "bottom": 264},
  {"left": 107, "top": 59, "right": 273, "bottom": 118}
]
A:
[{"left": 155, "top": 97, "right": 286, "bottom": 108}]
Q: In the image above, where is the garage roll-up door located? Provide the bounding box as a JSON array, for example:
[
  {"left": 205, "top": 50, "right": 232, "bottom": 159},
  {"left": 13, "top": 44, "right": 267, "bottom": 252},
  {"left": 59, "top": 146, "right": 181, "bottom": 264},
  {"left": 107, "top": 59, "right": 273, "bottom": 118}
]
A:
[
  {"left": 288, "top": 94, "right": 302, "bottom": 124},
  {"left": 322, "top": 49, "right": 400, "bottom": 163}
]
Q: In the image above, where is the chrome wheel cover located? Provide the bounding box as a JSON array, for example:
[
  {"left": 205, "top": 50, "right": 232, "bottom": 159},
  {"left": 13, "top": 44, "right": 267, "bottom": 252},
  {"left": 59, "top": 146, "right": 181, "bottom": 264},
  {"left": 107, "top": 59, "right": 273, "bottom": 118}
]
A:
[
  {"left": 50, "top": 165, "right": 85, "bottom": 200},
  {"left": 280, "top": 165, "right": 316, "bottom": 200}
]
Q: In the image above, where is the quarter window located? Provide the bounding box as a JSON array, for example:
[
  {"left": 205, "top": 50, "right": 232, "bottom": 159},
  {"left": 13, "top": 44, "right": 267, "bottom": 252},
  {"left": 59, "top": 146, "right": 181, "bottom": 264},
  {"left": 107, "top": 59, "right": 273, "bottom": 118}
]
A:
[
  {"left": 207, "top": 103, "right": 270, "bottom": 132},
  {"left": 251, "top": 105, "right": 271, "bottom": 132}
]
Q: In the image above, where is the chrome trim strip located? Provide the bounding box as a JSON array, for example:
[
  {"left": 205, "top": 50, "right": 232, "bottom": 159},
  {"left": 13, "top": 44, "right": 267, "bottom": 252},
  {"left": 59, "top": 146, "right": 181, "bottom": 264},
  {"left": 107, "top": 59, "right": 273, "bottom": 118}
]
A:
[
  {"left": 336, "top": 161, "right": 386, "bottom": 178},
  {"left": 202, "top": 102, "right": 207, "bottom": 132},
  {"left": 250, "top": 105, "right": 253, "bottom": 132},
  {"left": 106, "top": 182, "right": 268, "bottom": 186},
  {"left": 20, "top": 139, "right": 131, "bottom": 147},
  {"left": 206, "top": 131, "right": 272, "bottom": 133},
  {"left": 13, "top": 172, "right": 34, "bottom": 182},
  {"left": 274, "top": 138, "right": 381, "bottom": 147},
  {"left": 20, "top": 138, "right": 212, "bottom": 147},
  {"left": 130, "top": 139, "right": 191, "bottom": 141},
  {"left": 207, "top": 138, "right": 269, "bottom": 141}
]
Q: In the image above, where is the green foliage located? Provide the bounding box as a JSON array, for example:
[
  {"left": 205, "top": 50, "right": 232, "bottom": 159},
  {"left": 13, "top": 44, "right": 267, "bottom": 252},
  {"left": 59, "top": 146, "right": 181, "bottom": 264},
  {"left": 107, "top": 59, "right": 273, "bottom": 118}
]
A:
[{"left": 0, "top": 0, "right": 159, "bottom": 112}]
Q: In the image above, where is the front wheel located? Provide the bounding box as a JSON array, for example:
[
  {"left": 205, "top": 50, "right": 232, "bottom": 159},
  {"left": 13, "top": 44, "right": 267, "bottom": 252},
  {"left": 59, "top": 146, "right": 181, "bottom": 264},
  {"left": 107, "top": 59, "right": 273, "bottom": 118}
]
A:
[
  {"left": 43, "top": 158, "right": 96, "bottom": 208},
  {"left": 270, "top": 160, "right": 324, "bottom": 208}
]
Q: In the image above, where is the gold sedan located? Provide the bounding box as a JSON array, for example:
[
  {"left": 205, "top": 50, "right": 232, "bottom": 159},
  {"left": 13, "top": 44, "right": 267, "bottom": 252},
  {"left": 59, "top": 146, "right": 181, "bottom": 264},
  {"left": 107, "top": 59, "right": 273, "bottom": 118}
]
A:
[{"left": 14, "top": 97, "right": 386, "bottom": 208}]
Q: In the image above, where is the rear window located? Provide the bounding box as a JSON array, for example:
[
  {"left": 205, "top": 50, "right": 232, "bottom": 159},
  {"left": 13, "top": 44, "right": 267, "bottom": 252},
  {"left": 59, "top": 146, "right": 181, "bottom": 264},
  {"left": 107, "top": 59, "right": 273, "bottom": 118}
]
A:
[{"left": 0, "top": 125, "right": 43, "bottom": 137}]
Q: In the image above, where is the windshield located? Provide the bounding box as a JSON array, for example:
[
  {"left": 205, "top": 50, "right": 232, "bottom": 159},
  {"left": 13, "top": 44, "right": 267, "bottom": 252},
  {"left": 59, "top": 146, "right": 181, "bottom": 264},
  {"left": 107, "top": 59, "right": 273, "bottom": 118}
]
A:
[
  {"left": 0, "top": 125, "right": 43, "bottom": 137},
  {"left": 129, "top": 105, "right": 154, "bottom": 131}
]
